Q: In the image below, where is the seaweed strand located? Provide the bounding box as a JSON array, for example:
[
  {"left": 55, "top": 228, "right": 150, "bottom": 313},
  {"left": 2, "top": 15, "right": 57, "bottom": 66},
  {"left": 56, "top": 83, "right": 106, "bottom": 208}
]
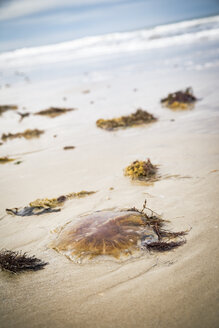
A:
[
  {"left": 127, "top": 200, "right": 187, "bottom": 252},
  {"left": 0, "top": 250, "right": 48, "bottom": 273}
]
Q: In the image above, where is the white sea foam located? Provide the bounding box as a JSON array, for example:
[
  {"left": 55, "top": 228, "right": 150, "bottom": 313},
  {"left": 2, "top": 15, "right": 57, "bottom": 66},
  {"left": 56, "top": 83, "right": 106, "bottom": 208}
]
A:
[{"left": 0, "top": 15, "right": 219, "bottom": 69}]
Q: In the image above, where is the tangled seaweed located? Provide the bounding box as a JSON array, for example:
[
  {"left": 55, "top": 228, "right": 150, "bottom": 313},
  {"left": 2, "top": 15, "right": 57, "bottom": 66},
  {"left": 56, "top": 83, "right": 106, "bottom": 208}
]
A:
[
  {"left": 51, "top": 200, "right": 187, "bottom": 262},
  {"left": 96, "top": 109, "right": 157, "bottom": 130},
  {"left": 0, "top": 250, "right": 48, "bottom": 273},
  {"left": 124, "top": 159, "right": 158, "bottom": 180},
  {"left": 35, "top": 107, "right": 75, "bottom": 118},
  {"left": 143, "top": 241, "right": 185, "bottom": 251},
  {"left": 128, "top": 200, "right": 187, "bottom": 252},
  {"left": 0, "top": 105, "right": 18, "bottom": 115},
  {"left": 2, "top": 129, "right": 44, "bottom": 141},
  {"left": 6, "top": 191, "right": 96, "bottom": 217},
  {"left": 0, "top": 157, "right": 15, "bottom": 164},
  {"left": 161, "top": 87, "right": 197, "bottom": 109}
]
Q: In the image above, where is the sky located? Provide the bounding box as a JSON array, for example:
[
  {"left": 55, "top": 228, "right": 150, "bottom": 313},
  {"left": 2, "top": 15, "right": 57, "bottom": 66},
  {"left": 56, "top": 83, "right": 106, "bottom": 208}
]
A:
[{"left": 0, "top": 0, "right": 219, "bottom": 52}]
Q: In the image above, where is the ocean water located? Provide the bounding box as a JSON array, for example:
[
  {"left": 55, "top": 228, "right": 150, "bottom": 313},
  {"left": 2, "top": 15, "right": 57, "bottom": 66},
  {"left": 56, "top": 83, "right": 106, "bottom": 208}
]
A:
[{"left": 0, "top": 14, "right": 218, "bottom": 83}]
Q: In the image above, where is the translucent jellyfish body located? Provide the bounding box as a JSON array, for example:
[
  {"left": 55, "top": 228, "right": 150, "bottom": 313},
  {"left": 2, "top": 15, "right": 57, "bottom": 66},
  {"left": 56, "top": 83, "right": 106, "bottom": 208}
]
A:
[{"left": 50, "top": 210, "right": 158, "bottom": 263}]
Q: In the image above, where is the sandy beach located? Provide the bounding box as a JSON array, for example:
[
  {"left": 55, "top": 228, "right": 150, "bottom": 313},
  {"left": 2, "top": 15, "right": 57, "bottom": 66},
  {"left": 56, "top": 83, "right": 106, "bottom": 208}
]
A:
[{"left": 0, "top": 14, "right": 219, "bottom": 328}]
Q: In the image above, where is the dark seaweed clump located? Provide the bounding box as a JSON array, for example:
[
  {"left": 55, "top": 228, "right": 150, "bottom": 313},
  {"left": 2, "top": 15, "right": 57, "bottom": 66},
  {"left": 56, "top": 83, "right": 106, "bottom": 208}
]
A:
[
  {"left": 35, "top": 107, "right": 75, "bottom": 118},
  {"left": 128, "top": 200, "right": 187, "bottom": 252},
  {"left": 63, "top": 146, "right": 75, "bottom": 150},
  {"left": 161, "top": 87, "right": 197, "bottom": 109},
  {"left": 96, "top": 109, "right": 157, "bottom": 130},
  {"left": 6, "top": 207, "right": 61, "bottom": 216},
  {"left": 144, "top": 241, "right": 185, "bottom": 251},
  {"left": 17, "top": 112, "right": 30, "bottom": 121},
  {"left": 0, "top": 250, "right": 48, "bottom": 273}
]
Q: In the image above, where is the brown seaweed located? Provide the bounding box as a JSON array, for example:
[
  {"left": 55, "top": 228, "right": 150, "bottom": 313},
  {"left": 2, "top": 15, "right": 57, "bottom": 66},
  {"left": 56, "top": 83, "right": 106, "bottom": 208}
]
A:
[
  {"left": 2, "top": 129, "right": 44, "bottom": 141},
  {"left": 35, "top": 107, "right": 75, "bottom": 118},
  {"left": 0, "top": 105, "right": 18, "bottom": 115},
  {"left": 29, "top": 191, "right": 96, "bottom": 208},
  {"left": 0, "top": 250, "right": 48, "bottom": 273},
  {"left": 124, "top": 159, "right": 158, "bottom": 180},
  {"left": 124, "top": 161, "right": 190, "bottom": 183},
  {"left": 0, "top": 157, "right": 15, "bottom": 164},
  {"left": 6, "top": 191, "right": 96, "bottom": 217},
  {"left": 14, "top": 161, "right": 22, "bottom": 165},
  {"left": 17, "top": 112, "right": 30, "bottom": 121},
  {"left": 63, "top": 146, "right": 75, "bottom": 150},
  {"left": 161, "top": 87, "right": 197, "bottom": 109},
  {"left": 142, "top": 241, "right": 185, "bottom": 251},
  {"left": 96, "top": 109, "right": 157, "bottom": 130}
]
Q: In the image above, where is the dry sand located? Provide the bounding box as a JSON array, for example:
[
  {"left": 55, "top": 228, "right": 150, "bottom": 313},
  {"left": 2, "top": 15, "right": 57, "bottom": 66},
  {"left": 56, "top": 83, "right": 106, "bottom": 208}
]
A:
[{"left": 0, "top": 67, "right": 219, "bottom": 328}]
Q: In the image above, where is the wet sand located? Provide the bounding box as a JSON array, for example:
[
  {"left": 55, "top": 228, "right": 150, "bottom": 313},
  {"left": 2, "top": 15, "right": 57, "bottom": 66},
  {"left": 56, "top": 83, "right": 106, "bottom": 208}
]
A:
[{"left": 0, "top": 64, "right": 219, "bottom": 328}]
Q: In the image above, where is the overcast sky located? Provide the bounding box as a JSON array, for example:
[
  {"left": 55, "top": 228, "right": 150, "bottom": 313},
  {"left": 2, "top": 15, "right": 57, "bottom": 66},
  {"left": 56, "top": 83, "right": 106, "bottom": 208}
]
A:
[{"left": 0, "top": 0, "right": 219, "bottom": 52}]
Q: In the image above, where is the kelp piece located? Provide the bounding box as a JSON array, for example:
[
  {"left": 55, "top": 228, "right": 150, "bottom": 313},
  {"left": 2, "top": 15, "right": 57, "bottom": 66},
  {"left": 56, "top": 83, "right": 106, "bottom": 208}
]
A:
[
  {"left": 6, "top": 191, "right": 96, "bottom": 217},
  {"left": 63, "top": 146, "right": 75, "bottom": 150},
  {"left": 6, "top": 207, "right": 61, "bottom": 216},
  {"left": 35, "top": 107, "right": 75, "bottom": 118},
  {"left": 2, "top": 129, "right": 44, "bottom": 141},
  {"left": 161, "top": 87, "right": 197, "bottom": 109},
  {"left": 96, "top": 109, "right": 157, "bottom": 130},
  {"left": 30, "top": 191, "right": 96, "bottom": 208},
  {"left": 0, "top": 157, "right": 15, "bottom": 164},
  {"left": 51, "top": 202, "right": 186, "bottom": 263},
  {"left": 29, "top": 196, "right": 67, "bottom": 209},
  {"left": 0, "top": 250, "right": 48, "bottom": 273},
  {"left": 144, "top": 241, "right": 185, "bottom": 251},
  {"left": 124, "top": 159, "right": 158, "bottom": 180},
  {"left": 17, "top": 112, "right": 30, "bottom": 121},
  {"left": 0, "top": 105, "right": 18, "bottom": 115},
  {"left": 67, "top": 191, "right": 96, "bottom": 198}
]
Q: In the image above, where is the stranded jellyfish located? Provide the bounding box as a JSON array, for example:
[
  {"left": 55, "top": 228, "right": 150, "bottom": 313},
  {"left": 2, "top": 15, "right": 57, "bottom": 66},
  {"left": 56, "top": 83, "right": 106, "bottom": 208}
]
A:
[{"left": 50, "top": 210, "right": 159, "bottom": 263}]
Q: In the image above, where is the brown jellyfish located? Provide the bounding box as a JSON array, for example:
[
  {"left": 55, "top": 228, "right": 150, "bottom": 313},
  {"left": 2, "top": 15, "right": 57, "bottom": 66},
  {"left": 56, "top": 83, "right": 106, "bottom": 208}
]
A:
[{"left": 50, "top": 210, "right": 159, "bottom": 263}]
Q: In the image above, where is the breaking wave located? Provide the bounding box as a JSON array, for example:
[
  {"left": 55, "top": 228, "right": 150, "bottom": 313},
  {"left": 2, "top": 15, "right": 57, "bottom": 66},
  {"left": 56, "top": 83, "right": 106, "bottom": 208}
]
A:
[{"left": 0, "top": 15, "right": 219, "bottom": 68}]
